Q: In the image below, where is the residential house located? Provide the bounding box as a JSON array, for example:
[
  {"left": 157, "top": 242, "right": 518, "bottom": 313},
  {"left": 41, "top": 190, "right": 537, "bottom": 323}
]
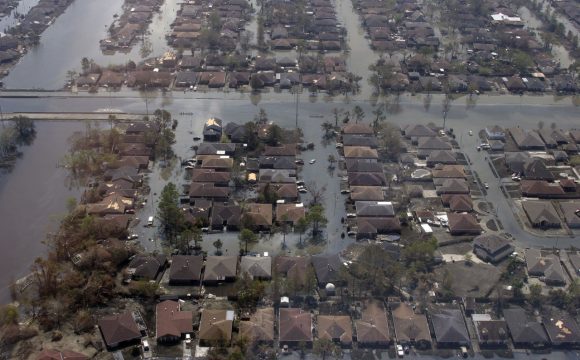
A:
[
  {"left": 431, "top": 164, "right": 466, "bottom": 179},
  {"left": 275, "top": 256, "right": 310, "bottom": 290},
  {"left": 279, "top": 308, "right": 313, "bottom": 346},
  {"left": 263, "top": 144, "right": 296, "bottom": 157},
  {"left": 343, "top": 135, "right": 379, "bottom": 148},
  {"left": 239, "top": 307, "right": 275, "bottom": 344},
  {"left": 417, "top": 137, "right": 452, "bottom": 158},
  {"left": 203, "top": 118, "right": 223, "bottom": 142},
  {"left": 441, "top": 194, "right": 473, "bottom": 212},
  {"left": 522, "top": 159, "right": 554, "bottom": 181},
  {"left": 259, "top": 183, "right": 298, "bottom": 202},
  {"left": 317, "top": 315, "right": 353, "bottom": 347},
  {"left": 276, "top": 203, "right": 306, "bottom": 224},
  {"left": 505, "top": 152, "right": 531, "bottom": 173},
  {"left": 191, "top": 169, "right": 231, "bottom": 186},
  {"left": 354, "top": 300, "right": 391, "bottom": 348},
  {"left": 348, "top": 172, "right": 387, "bottom": 187},
  {"left": 259, "top": 156, "right": 296, "bottom": 170},
  {"left": 345, "top": 160, "right": 382, "bottom": 173},
  {"left": 436, "top": 178, "right": 470, "bottom": 195},
  {"left": 342, "top": 123, "right": 373, "bottom": 135},
  {"left": 240, "top": 256, "right": 272, "bottom": 280},
  {"left": 522, "top": 201, "right": 561, "bottom": 228},
  {"left": 258, "top": 169, "right": 296, "bottom": 183},
  {"left": 196, "top": 142, "right": 236, "bottom": 156},
  {"left": 311, "top": 254, "right": 343, "bottom": 287},
  {"left": 127, "top": 254, "right": 167, "bottom": 281},
  {"left": 201, "top": 157, "right": 234, "bottom": 171},
  {"left": 402, "top": 124, "right": 437, "bottom": 140},
  {"left": 203, "top": 256, "right": 238, "bottom": 284},
  {"left": 426, "top": 150, "right": 457, "bottom": 167},
  {"left": 211, "top": 204, "right": 241, "bottom": 230},
  {"left": 473, "top": 234, "right": 514, "bottom": 263},
  {"left": 244, "top": 203, "right": 273, "bottom": 230},
  {"left": 542, "top": 311, "right": 580, "bottom": 347},
  {"left": 429, "top": 307, "right": 470, "bottom": 347},
  {"left": 525, "top": 249, "right": 566, "bottom": 285},
  {"left": 521, "top": 180, "right": 565, "bottom": 198},
  {"left": 156, "top": 300, "right": 193, "bottom": 343},
  {"left": 509, "top": 127, "right": 546, "bottom": 150},
  {"left": 472, "top": 314, "right": 509, "bottom": 348},
  {"left": 343, "top": 146, "right": 379, "bottom": 160},
  {"left": 356, "top": 217, "right": 401, "bottom": 239},
  {"left": 98, "top": 312, "right": 142, "bottom": 349},
  {"left": 485, "top": 126, "right": 506, "bottom": 140},
  {"left": 559, "top": 202, "right": 580, "bottom": 228},
  {"left": 503, "top": 307, "right": 549, "bottom": 348},
  {"left": 169, "top": 255, "right": 203, "bottom": 285},
  {"left": 189, "top": 183, "right": 230, "bottom": 202},
  {"left": 350, "top": 186, "right": 385, "bottom": 201},
  {"left": 447, "top": 213, "right": 481, "bottom": 235},
  {"left": 390, "top": 301, "right": 431, "bottom": 348},
  {"left": 198, "top": 309, "right": 235, "bottom": 345}
]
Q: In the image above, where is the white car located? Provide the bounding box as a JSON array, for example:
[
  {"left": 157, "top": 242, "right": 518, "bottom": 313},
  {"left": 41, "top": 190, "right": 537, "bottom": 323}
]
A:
[
  {"left": 309, "top": 159, "right": 316, "bottom": 164},
  {"left": 468, "top": 130, "right": 473, "bottom": 136},
  {"left": 396, "top": 344, "right": 405, "bottom": 357}
]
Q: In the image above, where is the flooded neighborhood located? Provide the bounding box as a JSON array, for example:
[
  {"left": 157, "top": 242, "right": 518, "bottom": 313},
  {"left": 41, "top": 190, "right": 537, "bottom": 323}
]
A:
[{"left": 0, "top": 0, "right": 578, "bottom": 358}]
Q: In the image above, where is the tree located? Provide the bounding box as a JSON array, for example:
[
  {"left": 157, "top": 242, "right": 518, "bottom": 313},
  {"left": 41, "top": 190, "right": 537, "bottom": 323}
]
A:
[
  {"left": 307, "top": 181, "right": 326, "bottom": 205},
  {"left": 266, "top": 124, "right": 283, "bottom": 146},
  {"left": 537, "top": 120, "right": 545, "bottom": 130},
  {"left": 11, "top": 116, "right": 35, "bottom": 143},
  {"left": 528, "top": 284, "right": 543, "bottom": 308},
  {"left": 239, "top": 228, "right": 258, "bottom": 255},
  {"left": 352, "top": 105, "right": 365, "bottom": 124},
  {"left": 313, "top": 338, "right": 341, "bottom": 360},
  {"left": 306, "top": 204, "right": 327, "bottom": 238},
  {"left": 158, "top": 183, "right": 184, "bottom": 243},
  {"left": 321, "top": 121, "right": 334, "bottom": 138},
  {"left": 213, "top": 238, "right": 223, "bottom": 255},
  {"left": 332, "top": 108, "right": 342, "bottom": 127},
  {"left": 378, "top": 122, "right": 402, "bottom": 161},
  {"left": 327, "top": 154, "right": 336, "bottom": 169},
  {"left": 295, "top": 217, "right": 309, "bottom": 245},
  {"left": 235, "top": 273, "right": 265, "bottom": 312},
  {"left": 81, "top": 57, "right": 90, "bottom": 74},
  {"left": 192, "top": 227, "right": 203, "bottom": 251},
  {"left": 371, "top": 104, "right": 386, "bottom": 135}
]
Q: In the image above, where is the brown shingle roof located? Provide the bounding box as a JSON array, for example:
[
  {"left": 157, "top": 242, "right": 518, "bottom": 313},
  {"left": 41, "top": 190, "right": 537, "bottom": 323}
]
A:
[
  {"left": 279, "top": 308, "right": 313, "bottom": 343},
  {"left": 239, "top": 308, "right": 275, "bottom": 343},
  {"left": 98, "top": 312, "right": 141, "bottom": 348},
  {"left": 447, "top": 213, "right": 481, "bottom": 234},
  {"left": 199, "top": 309, "right": 234, "bottom": 343},
  {"left": 355, "top": 300, "right": 390, "bottom": 346},
  {"left": 317, "top": 315, "right": 353, "bottom": 345},
  {"left": 156, "top": 300, "right": 193, "bottom": 340}
]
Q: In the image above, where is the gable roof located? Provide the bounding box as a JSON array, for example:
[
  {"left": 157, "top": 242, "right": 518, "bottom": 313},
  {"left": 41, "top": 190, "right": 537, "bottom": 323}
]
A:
[
  {"left": 522, "top": 201, "right": 561, "bottom": 226},
  {"left": 211, "top": 204, "right": 241, "bottom": 227},
  {"left": 345, "top": 160, "right": 382, "bottom": 172},
  {"left": 275, "top": 256, "right": 310, "bottom": 285},
  {"left": 430, "top": 308, "right": 470, "bottom": 345},
  {"left": 98, "top": 312, "right": 141, "bottom": 347},
  {"left": 355, "top": 300, "right": 390, "bottom": 345},
  {"left": 156, "top": 300, "right": 193, "bottom": 339},
  {"left": 350, "top": 186, "right": 385, "bottom": 201},
  {"left": 348, "top": 172, "right": 387, "bottom": 186},
  {"left": 427, "top": 150, "right": 457, "bottom": 165},
  {"left": 473, "top": 234, "right": 512, "bottom": 255},
  {"left": 245, "top": 203, "right": 273, "bottom": 226},
  {"left": 523, "top": 159, "right": 554, "bottom": 181},
  {"left": 521, "top": 180, "right": 565, "bottom": 197},
  {"left": 525, "top": 249, "right": 566, "bottom": 283},
  {"left": 543, "top": 312, "right": 580, "bottom": 345},
  {"left": 240, "top": 256, "right": 272, "bottom": 279},
  {"left": 432, "top": 165, "right": 466, "bottom": 178},
  {"left": 276, "top": 203, "right": 306, "bottom": 223},
  {"left": 509, "top": 128, "right": 545, "bottom": 149},
  {"left": 418, "top": 137, "right": 452, "bottom": 150},
  {"left": 279, "top": 308, "right": 313, "bottom": 343},
  {"left": 239, "top": 307, "right": 275, "bottom": 342},
  {"left": 204, "top": 256, "right": 238, "bottom": 281},
  {"left": 342, "top": 123, "right": 373, "bottom": 135}
]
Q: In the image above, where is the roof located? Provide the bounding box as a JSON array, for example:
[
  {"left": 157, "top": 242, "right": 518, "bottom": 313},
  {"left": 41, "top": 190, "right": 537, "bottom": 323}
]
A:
[
  {"left": 355, "top": 300, "right": 390, "bottom": 345},
  {"left": 189, "top": 182, "right": 230, "bottom": 199},
  {"left": 503, "top": 307, "right": 548, "bottom": 344},
  {"left": 436, "top": 178, "right": 470, "bottom": 194},
  {"left": 191, "top": 169, "right": 231, "bottom": 183},
  {"left": 348, "top": 172, "right": 387, "bottom": 187},
  {"left": 279, "top": 308, "right": 313, "bottom": 343},
  {"left": 343, "top": 146, "right": 379, "bottom": 159},
  {"left": 204, "top": 256, "right": 238, "bottom": 282},
  {"left": 36, "top": 350, "right": 88, "bottom": 360},
  {"left": 522, "top": 201, "right": 561, "bottom": 226},
  {"left": 357, "top": 217, "right": 401, "bottom": 235},
  {"left": 169, "top": 255, "right": 203, "bottom": 283},
  {"left": 276, "top": 203, "right": 306, "bottom": 223},
  {"left": 98, "top": 312, "right": 141, "bottom": 347},
  {"left": 199, "top": 309, "right": 234, "bottom": 342},
  {"left": 403, "top": 124, "right": 436, "bottom": 138},
  {"left": 355, "top": 201, "right": 394, "bottom": 217},
  {"left": 245, "top": 203, "right": 273, "bottom": 226},
  {"left": 239, "top": 307, "right": 275, "bottom": 342},
  {"left": 418, "top": 137, "right": 452, "bottom": 150},
  {"left": 443, "top": 194, "right": 473, "bottom": 211},
  {"left": 525, "top": 249, "right": 566, "bottom": 283},
  {"left": 211, "top": 204, "right": 241, "bottom": 227},
  {"left": 559, "top": 202, "right": 580, "bottom": 228},
  {"left": 317, "top": 315, "right": 353, "bottom": 344},
  {"left": 258, "top": 169, "right": 296, "bottom": 183},
  {"left": 345, "top": 159, "right": 382, "bottom": 172},
  {"left": 521, "top": 180, "right": 565, "bottom": 196},
  {"left": 523, "top": 159, "right": 554, "bottom": 181},
  {"left": 430, "top": 308, "right": 470, "bottom": 345},
  {"left": 311, "top": 254, "right": 343, "bottom": 286},
  {"left": 343, "top": 135, "right": 379, "bottom": 148},
  {"left": 128, "top": 254, "right": 167, "bottom": 280},
  {"left": 240, "top": 256, "right": 272, "bottom": 279},
  {"left": 391, "top": 302, "right": 431, "bottom": 343},
  {"left": 427, "top": 150, "right": 457, "bottom": 165},
  {"left": 275, "top": 256, "right": 310, "bottom": 286},
  {"left": 342, "top": 123, "right": 373, "bottom": 135},
  {"left": 543, "top": 312, "right": 580, "bottom": 345},
  {"left": 447, "top": 213, "right": 481, "bottom": 233},
  {"left": 432, "top": 165, "right": 466, "bottom": 179},
  {"left": 473, "top": 234, "right": 513, "bottom": 255},
  {"left": 156, "top": 300, "right": 193, "bottom": 339},
  {"left": 350, "top": 186, "right": 385, "bottom": 201},
  {"left": 474, "top": 319, "right": 509, "bottom": 344},
  {"left": 509, "top": 128, "right": 545, "bottom": 149},
  {"left": 196, "top": 142, "right": 236, "bottom": 155},
  {"left": 263, "top": 144, "right": 297, "bottom": 156}
]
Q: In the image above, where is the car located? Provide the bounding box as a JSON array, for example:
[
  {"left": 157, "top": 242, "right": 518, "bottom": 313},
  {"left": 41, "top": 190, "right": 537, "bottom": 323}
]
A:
[
  {"left": 484, "top": 182, "right": 489, "bottom": 189},
  {"left": 309, "top": 159, "right": 316, "bottom": 164},
  {"left": 346, "top": 213, "right": 357, "bottom": 218},
  {"left": 201, "top": 227, "right": 209, "bottom": 232},
  {"left": 347, "top": 231, "right": 356, "bottom": 237},
  {"left": 295, "top": 159, "right": 304, "bottom": 165},
  {"left": 295, "top": 180, "right": 305, "bottom": 186},
  {"left": 127, "top": 233, "right": 139, "bottom": 240},
  {"left": 340, "top": 189, "right": 351, "bottom": 194},
  {"left": 396, "top": 344, "right": 405, "bottom": 357},
  {"left": 335, "top": 143, "right": 344, "bottom": 148},
  {"left": 185, "top": 165, "right": 195, "bottom": 170},
  {"left": 193, "top": 136, "right": 201, "bottom": 141},
  {"left": 298, "top": 188, "right": 308, "bottom": 193},
  {"left": 185, "top": 334, "right": 192, "bottom": 348},
  {"left": 476, "top": 146, "right": 481, "bottom": 151},
  {"left": 468, "top": 130, "right": 473, "bottom": 136}
]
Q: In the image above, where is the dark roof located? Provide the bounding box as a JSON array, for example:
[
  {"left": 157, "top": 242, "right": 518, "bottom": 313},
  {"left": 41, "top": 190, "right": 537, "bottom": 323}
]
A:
[
  {"left": 503, "top": 307, "right": 548, "bottom": 345},
  {"left": 211, "top": 204, "right": 242, "bottom": 227},
  {"left": 156, "top": 300, "right": 193, "bottom": 339},
  {"left": 355, "top": 201, "right": 395, "bottom": 217},
  {"left": 403, "top": 124, "right": 437, "bottom": 138},
  {"left": 473, "top": 234, "right": 513, "bottom": 256},
  {"left": 311, "top": 254, "right": 343, "bottom": 286},
  {"left": 342, "top": 123, "right": 373, "bottom": 135},
  {"left": 448, "top": 213, "right": 481, "bottom": 234},
  {"left": 345, "top": 159, "right": 382, "bottom": 172},
  {"left": 525, "top": 249, "right": 566, "bottom": 284},
  {"left": 430, "top": 308, "right": 470, "bottom": 345},
  {"left": 391, "top": 302, "right": 431, "bottom": 344},
  {"left": 36, "top": 349, "right": 88, "bottom": 360},
  {"left": 279, "top": 308, "right": 313, "bottom": 343},
  {"left": 196, "top": 142, "right": 236, "bottom": 155},
  {"left": 169, "top": 255, "right": 203, "bottom": 283},
  {"left": 128, "top": 254, "right": 167, "bottom": 280},
  {"left": 98, "top": 312, "right": 141, "bottom": 347},
  {"left": 543, "top": 312, "right": 580, "bottom": 345},
  {"left": 522, "top": 201, "right": 561, "bottom": 227},
  {"left": 348, "top": 172, "right": 387, "bottom": 186},
  {"left": 474, "top": 319, "right": 509, "bottom": 344},
  {"left": 342, "top": 134, "right": 379, "bottom": 148},
  {"left": 523, "top": 159, "right": 554, "bottom": 181}
]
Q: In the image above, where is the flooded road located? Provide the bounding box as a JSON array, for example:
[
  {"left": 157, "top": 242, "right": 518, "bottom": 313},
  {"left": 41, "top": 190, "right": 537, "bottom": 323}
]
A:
[
  {"left": 0, "top": 120, "right": 83, "bottom": 302},
  {"left": 2, "top": 0, "right": 179, "bottom": 89}
]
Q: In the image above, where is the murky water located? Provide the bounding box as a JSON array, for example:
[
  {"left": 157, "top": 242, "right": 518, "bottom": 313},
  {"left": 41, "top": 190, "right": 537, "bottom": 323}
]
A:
[
  {"left": 0, "top": 120, "right": 83, "bottom": 302},
  {"left": 0, "top": 0, "right": 41, "bottom": 33},
  {"left": 2, "top": 0, "right": 179, "bottom": 89}
]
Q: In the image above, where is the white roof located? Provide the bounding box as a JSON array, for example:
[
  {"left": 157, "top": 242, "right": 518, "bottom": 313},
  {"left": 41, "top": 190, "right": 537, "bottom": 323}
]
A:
[{"left": 491, "top": 12, "right": 522, "bottom": 22}]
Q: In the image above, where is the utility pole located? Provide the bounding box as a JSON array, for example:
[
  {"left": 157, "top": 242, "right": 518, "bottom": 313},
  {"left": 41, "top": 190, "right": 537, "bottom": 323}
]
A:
[{"left": 295, "top": 84, "right": 299, "bottom": 128}]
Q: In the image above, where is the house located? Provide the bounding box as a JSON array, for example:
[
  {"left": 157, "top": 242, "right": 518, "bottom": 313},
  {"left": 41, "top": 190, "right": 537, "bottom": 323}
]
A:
[
  {"left": 169, "top": 255, "right": 203, "bottom": 285},
  {"left": 436, "top": 178, "right": 470, "bottom": 195},
  {"left": 345, "top": 160, "right": 382, "bottom": 172},
  {"left": 196, "top": 142, "right": 236, "bottom": 156},
  {"left": 350, "top": 186, "right": 385, "bottom": 201},
  {"left": 355, "top": 201, "right": 394, "bottom": 217},
  {"left": 426, "top": 150, "right": 457, "bottom": 167},
  {"left": 240, "top": 256, "right": 272, "bottom": 280},
  {"left": 36, "top": 349, "right": 88, "bottom": 360},
  {"left": 239, "top": 308, "right": 275, "bottom": 344},
  {"left": 441, "top": 194, "right": 473, "bottom": 212},
  {"left": 191, "top": 169, "right": 231, "bottom": 186},
  {"left": 258, "top": 169, "right": 296, "bottom": 183},
  {"left": 342, "top": 123, "right": 373, "bottom": 135},
  {"left": 473, "top": 234, "right": 514, "bottom": 263},
  {"left": 279, "top": 308, "right": 313, "bottom": 346},
  {"left": 343, "top": 146, "right": 378, "bottom": 160},
  {"left": 505, "top": 152, "right": 531, "bottom": 173},
  {"left": 204, "top": 256, "right": 238, "bottom": 284},
  {"left": 348, "top": 172, "right": 387, "bottom": 187},
  {"left": 542, "top": 311, "right": 580, "bottom": 347},
  {"left": 259, "top": 156, "right": 296, "bottom": 170},
  {"left": 402, "top": 124, "right": 437, "bottom": 139},
  {"left": 525, "top": 249, "right": 566, "bottom": 285},
  {"left": 343, "top": 135, "right": 379, "bottom": 148},
  {"left": 431, "top": 164, "right": 466, "bottom": 179},
  {"left": 223, "top": 122, "right": 248, "bottom": 143},
  {"left": 276, "top": 203, "right": 306, "bottom": 224},
  {"left": 244, "top": 203, "right": 273, "bottom": 230},
  {"left": 275, "top": 256, "right": 310, "bottom": 289},
  {"left": 128, "top": 254, "right": 167, "bottom": 281},
  {"left": 259, "top": 183, "right": 298, "bottom": 201},
  {"left": 211, "top": 204, "right": 241, "bottom": 230},
  {"left": 201, "top": 157, "right": 234, "bottom": 171},
  {"left": 417, "top": 137, "right": 452, "bottom": 157},
  {"left": 472, "top": 314, "right": 509, "bottom": 348},
  {"left": 263, "top": 144, "right": 297, "bottom": 157},
  {"left": 203, "top": 118, "right": 223, "bottom": 141},
  {"left": 355, "top": 300, "right": 390, "bottom": 348},
  {"left": 199, "top": 309, "right": 234, "bottom": 345},
  {"left": 390, "top": 301, "right": 431, "bottom": 348},
  {"left": 311, "top": 254, "right": 343, "bottom": 287},
  {"left": 522, "top": 201, "right": 561, "bottom": 228},
  {"left": 509, "top": 127, "right": 545, "bottom": 150},
  {"left": 522, "top": 159, "right": 554, "bottom": 181},
  {"left": 356, "top": 217, "right": 401, "bottom": 238},
  {"left": 521, "top": 180, "right": 565, "bottom": 197},
  {"left": 447, "top": 213, "right": 481, "bottom": 235},
  {"left": 559, "top": 202, "right": 580, "bottom": 228},
  {"left": 85, "top": 194, "right": 134, "bottom": 216},
  {"left": 317, "top": 315, "right": 353, "bottom": 347},
  {"left": 98, "top": 312, "right": 142, "bottom": 349},
  {"left": 429, "top": 307, "right": 470, "bottom": 347},
  {"left": 156, "top": 300, "right": 193, "bottom": 343},
  {"left": 503, "top": 307, "right": 549, "bottom": 348},
  {"left": 189, "top": 183, "right": 230, "bottom": 202}
]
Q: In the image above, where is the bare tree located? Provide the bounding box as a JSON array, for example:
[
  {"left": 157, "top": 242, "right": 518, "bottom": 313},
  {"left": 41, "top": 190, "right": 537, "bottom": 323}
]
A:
[{"left": 307, "top": 181, "right": 326, "bottom": 205}]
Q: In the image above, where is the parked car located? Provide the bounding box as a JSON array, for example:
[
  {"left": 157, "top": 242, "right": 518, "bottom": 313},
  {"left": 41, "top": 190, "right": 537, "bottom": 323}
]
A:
[
  {"left": 309, "top": 159, "right": 316, "bottom": 164},
  {"left": 396, "top": 344, "right": 405, "bottom": 357}
]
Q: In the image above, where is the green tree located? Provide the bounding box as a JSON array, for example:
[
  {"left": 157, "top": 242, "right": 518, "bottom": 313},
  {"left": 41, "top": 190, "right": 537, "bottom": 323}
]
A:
[
  {"left": 528, "top": 284, "right": 543, "bottom": 308},
  {"left": 11, "top": 116, "right": 36, "bottom": 143},
  {"left": 239, "top": 228, "right": 258, "bottom": 255},
  {"left": 321, "top": 121, "right": 334, "bottom": 138},
  {"left": 313, "top": 338, "right": 341, "bottom": 360},
  {"left": 352, "top": 105, "right": 365, "bottom": 124},
  {"left": 306, "top": 204, "right": 327, "bottom": 238},
  {"left": 158, "top": 183, "right": 184, "bottom": 243},
  {"left": 295, "top": 217, "right": 309, "bottom": 245},
  {"left": 213, "top": 238, "right": 223, "bottom": 255}
]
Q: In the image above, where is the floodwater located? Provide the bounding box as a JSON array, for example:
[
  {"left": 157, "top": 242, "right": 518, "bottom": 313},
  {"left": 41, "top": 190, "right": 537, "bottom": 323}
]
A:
[
  {"left": 0, "top": 120, "right": 83, "bottom": 302},
  {"left": 2, "top": 0, "right": 179, "bottom": 89},
  {"left": 0, "top": 0, "right": 41, "bottom": 33}
]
